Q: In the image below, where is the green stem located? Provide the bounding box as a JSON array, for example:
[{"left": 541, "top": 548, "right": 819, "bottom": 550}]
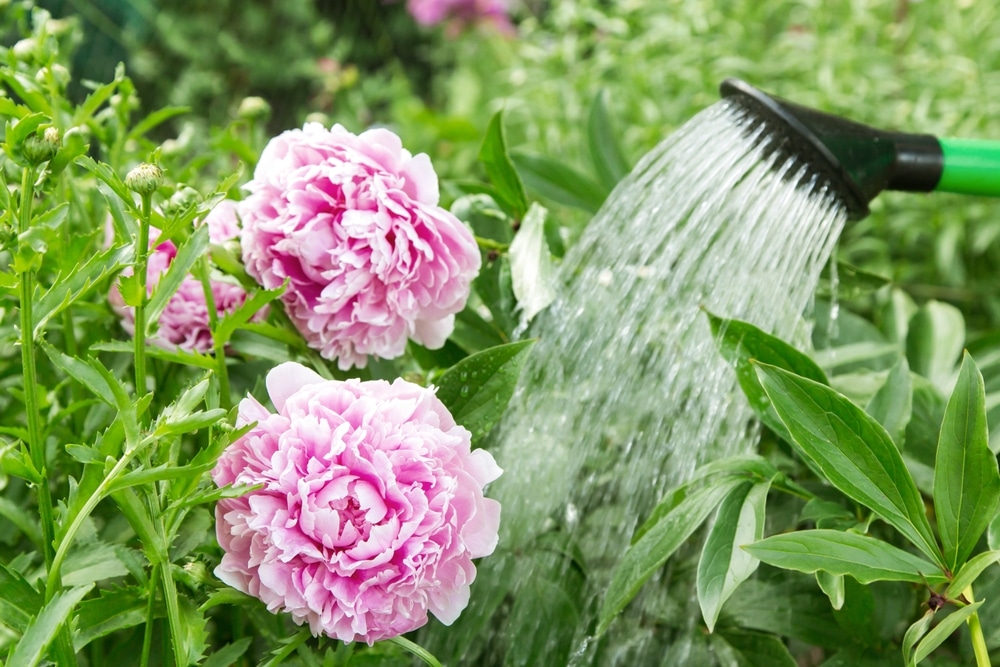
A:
[
  {"left": 158, "top": 556, "right": 185, "bottom": 667},
  {"left": 196, "top": 254, "right": 232, "bottom": 411},
  {"left": 17, "top": 168, "right": 58, "bottom": 572},
  {"left": 964, "top": 585, "right": 991, "bottom": 667},
  {"left": 387, "top": 636, "right": 444, "bottom": 667},
  {"left": 140, "top": 563, "right": 158, "bottom": 667},
  {"left": 134, "top": 192, "right": 152, "bottom": 411}
]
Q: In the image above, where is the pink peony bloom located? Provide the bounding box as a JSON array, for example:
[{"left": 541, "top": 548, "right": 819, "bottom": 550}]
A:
[
  {"left": 212, "top": 362, "right": 502, "bottom": 643},
  {"left": 238, "top": 123, "right": 481, "bottom": 370},
  {"left": 110, "top": 200, "right": 263, "bottom": 353},
  {"left": 407, "top": 0, "right": 513, "bottom": 34}
]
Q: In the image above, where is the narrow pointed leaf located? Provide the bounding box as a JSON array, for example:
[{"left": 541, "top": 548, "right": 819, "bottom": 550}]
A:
[
  {"left": 146, "top": 223, "right": 210, "bottom": 332},
  {"left": 0, "top": 562, "right": 43, "bottom": 634},
  {"left": 865, "top": 357, "right": 912, "bottom": 449},
  {"left": 707, "top": 312, "right": 828, "bottom": 443},
  {"left": 946, "top": 550, "right": 1000, "bottom": 600},
  {"left": 510, "top": 150, "right": 607, "bottom": 213},
  {"left": 8, "top": 585, "right": 93, "bottom": 667},
  {"left": 755, "top": 362, "right": 942, "bottom": 566},
  {"left": 744, "top": 530, "right": 947, "bottom": 585},
  {"left": 35, "top": 244, "right": 133, "bottom": 336},
  {"left": 479, "top": 111, "right": 528, "bottom": 220},
  {"left": 902, "top": 610, "right": 935, "bottom": 667},
  {"left": 587, "top": 88, "right": 631, "bottom": 189},
  {"left": 934, "top": 352, "right": 1000, "bottom": 572},
  {"left": 907, "top": 300, "right": 964, "bottom": 389},
  {"left": 911, "top": 601, "right": 982, "bottom": 665},
  {"left": 598, "top": 477, "right": 744, "bottom": 635},
  {"left": 698, "top": 480, "right": 770, "bottom": 632}
]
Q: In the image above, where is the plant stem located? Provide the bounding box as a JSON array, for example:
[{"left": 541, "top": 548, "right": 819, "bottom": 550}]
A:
[
  {"left": 140, "top": 563, "right": 158, "bottom": 667},
  {"left": 18, "top": 167, "right": 58, "bottom": 574},
  {"left": 134, "top": 191, "right": 153, "bottom": 411},
  {"left": 964, "top": 585, "right": 991, "bottom": 667}
]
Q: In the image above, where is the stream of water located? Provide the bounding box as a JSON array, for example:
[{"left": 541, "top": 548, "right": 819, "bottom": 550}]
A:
[{"left": 425, "top": 98, "right": 849, "bottom": 665}]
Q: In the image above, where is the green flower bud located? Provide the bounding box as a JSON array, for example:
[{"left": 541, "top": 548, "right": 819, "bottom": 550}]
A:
[
  {"left": 22, "top": 127, "right": 61, "bottom": 165},
  {"left": 12, "top": 39, "right": 37, "bottom": 63},
  {"left": 237, "top": 96, "right": 271, "bottom": 121},
  {"left": 163, "top": 185, "right": 200, "bottom": 215},
  {"left": 35, "top": 64, "right": 71, "bottom": 89},
  {"left": 125, "top": 163, "right": 163, "bottom": 196},
  {"left": 304, "top": 111, "right": 330, "bottom": 126}
]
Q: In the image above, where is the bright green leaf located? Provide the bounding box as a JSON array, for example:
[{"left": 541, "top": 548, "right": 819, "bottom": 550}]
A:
[
  {"left": 755, "top": 362, "right": 942, "bottom": 566},
  {"left": 865, "top": 357, "right": 912, "bottom": 449},
  {"left": 744, "top": 530, "right": 947, "bottom": 585},
  {"left": 200, "top": 638, "right": 253, "bottom": 667},
  {"left": 946, "top": 550, "right": 1000, "bottom": 601},
  {"left": 934, "top": 352, "right": 1000, "bottom": 573},
  {"left": 911, "top": 601, "right": 982, "bottom": 665},
  {"left": 478, "top": 111, "right": 528, "bottom": 220},
  {"left": 907, "top": 301, "right": 964, "bottom": 390},
  {"left": 902, "top": 609, "right": 935, "bottom": 666},
  {"left": 508, "top": 203, "right": 556, "bottom": 323},
  {"left": 146, "top": 223, "right": 210, "bottom": 333},
  {"left": 816, "top": 571, "right": 846, "bottom": 610},
  {"left": 697, "top": 480, "right": 770, "bottom": 632},
  {"left": 8, "top": 585, "right": 93, "bottom": 667},
  {"left": 597, "top": 477, "right": 744, "bottom": 635},
  {"left": 510, "top": 150, "right": 607, "bottom": 213},
  {"left": 435, "top": 339, "right": 535, "bottom": 442}
]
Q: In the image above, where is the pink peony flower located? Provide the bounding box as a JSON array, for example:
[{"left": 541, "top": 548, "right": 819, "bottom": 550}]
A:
[
  {"left": 407, "top": 0, "right": 513, "bottom": 34},
  {"left": 110, "top": 200, "right": 263, "bottom": 353},
  {"left": 238, "top": 123, "right": 481, "bottom": 370},
  {"left": 212, "top": 362, "right": 502, "bottom": 643}
]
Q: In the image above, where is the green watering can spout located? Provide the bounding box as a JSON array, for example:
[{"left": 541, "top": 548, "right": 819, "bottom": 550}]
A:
[{"left": 720, "top": 78, "right": 1000, "bottom": 220}]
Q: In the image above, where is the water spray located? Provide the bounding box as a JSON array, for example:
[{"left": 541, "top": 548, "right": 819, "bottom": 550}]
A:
[{"left": 721, "top": 78, "right": 1000, "bottom": 219}]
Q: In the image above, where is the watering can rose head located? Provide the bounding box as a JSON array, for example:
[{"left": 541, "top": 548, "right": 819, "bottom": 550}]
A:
[
  {"left": 238, "top": 123, "right": 481, "bottom": 371},
  {"left": 211, "top": 362, "right": 503, "bottom": 644}
]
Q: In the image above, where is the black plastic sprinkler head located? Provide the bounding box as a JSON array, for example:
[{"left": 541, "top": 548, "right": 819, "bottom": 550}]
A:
[{"left": 720, "top": 78, "right": 1000, "bottom": 220}]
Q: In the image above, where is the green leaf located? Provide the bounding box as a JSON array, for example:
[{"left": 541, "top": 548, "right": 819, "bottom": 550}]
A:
[
  {"left": 934, "top": 352, "right": 1000, "bottom": 572},
  {"left": 40, "top": 342, "right": 114, "bottom": 407},
  {"left": 945, "top": 550, "right": 1000, "bottom": 600},
  {"left": 707, "top": 311, "right": 828, "bottom": 443},
  {"left": 510, "top": 150, "right": 607, "bottom": 213},
  {"left": 716, "top": 628, "right": 798, "bottom": 667},
  {"left": 73, "top": 586, "right": 147, "bottom": 651},
  {"left": 911, "top": 601, "right": 982, "bottom": 665},
  {"left": 91, "top": 340, "right": 216, "bottom": 370},
  {"left": 127, "top": 105, "right": 190, "bottom": 142},
  {"left": 61, "top": 541, "right": 130, "bottom": 587},
  {"left": 34, "top": 244, "right": 133, "bottom": 336},
  {"left": 478, "top": 111, "right": 528, "bottom": 220},
  {"left": 744, "top": 530, "right": 947, "bottom": 585},
  {"left": 697, "top": 480, "right": 770, "bottom": 632},
  {"left": 587, "top": 88, "right": 631, "bottom": 190},
  {"left": 8, "top": 585, "right": 93, "bottom": 667},
  {"left": 47, "top": 127, "right": 90, "bottom": 177},
  {"left": 435, "top": 339, "right": 535, "bottom": 442},
  {"left": 902, "top": 609, "right": 935, "bottom": 667},
  {"left": 816, "top": 571, "right": 846, "bottom": 610},
  {"left": 75, "top": 156, "right": 140, "bottom": 216},
  {"left": 146, "top": 223, "right": 210, "bottom": 333},
  {"left": 473, "top": 253, "right": 517, "bottom": 339},
  {"left": 755, "top": 362, "right": 942, "bottom": 566},
  {"left": 107, "top": 460, "right": 214, "bottom": 495},
  {"left": 213, "top": 284, "right": 284, "bottom": 346},
  {"left": 200, "top": 638, "right": 253, "bottom": 667},
  {"left": 907, "top": 301, "right": 964, "bottom": 389},
  {"left": 597, "top": 477, "right": 744, "bottom": 635},
  {"left": 0, "top": 562, "right": 43, "bottom": 634},
  {"left": 865, "top": 357, "right": 912, "bottom": 449}
]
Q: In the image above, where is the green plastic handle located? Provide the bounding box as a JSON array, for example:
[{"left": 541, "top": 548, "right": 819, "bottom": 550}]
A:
[{"left": 938, "top": 138, "right": 1000, "bottom": 196}]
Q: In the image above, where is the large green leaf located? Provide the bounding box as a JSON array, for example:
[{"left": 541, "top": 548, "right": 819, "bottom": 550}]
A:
[
  {"left": 597, "top": 477, "right": 744, "bottom": 635},
  {"left": 435, "top": 340, "right": 535, "bottom": 442},
  {"left": 755, "top": 362, "right": 942, "bottom": 567},
  {"left": 478, "top": 111, "right": 528, "bottom": 220},
  {"left": 707, "top": 311, "right": 828, "bottom": 442},
  {"left": 8, "top": 585, "right": 93, "bottom": 667},
  {"left": 934, "top": 352, "right": 1000, "bottom": 573},
  {"left": 865, "top": 357, "right": 912, "bottom": 449},
  {"left": 744, "top": 530, "right": 947, "bottom": 585},
  {"left": 510, "top": 150, "right": 607, "bottom": 213},
  {"left": 697, "top": 480, "right": 770, "bottom": 632}
]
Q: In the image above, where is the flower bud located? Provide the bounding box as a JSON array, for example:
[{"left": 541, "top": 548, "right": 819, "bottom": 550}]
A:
[
  {"left": 35, "top": 64, "right": 71, "bottom": 89},
  {"left": 12, "top": 39, "right": 37, "bottom": 63},
  {"left": 304, "top": 111, "right": 330, "bottom": 126},
  {"left": 237, "top": 96, "right": 271, "bottom": 122},
  {"left": 125, "top": 163, "right": 163, "bottom": 196},
  {"left": 163, "top": 185, "right": 200, "bottom": 215},
  {"left": 22, "top": 127, "right": 61, "bottom": 165}
]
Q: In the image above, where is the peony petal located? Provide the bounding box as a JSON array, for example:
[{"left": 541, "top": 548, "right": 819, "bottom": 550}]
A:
[{"left": 266, "top": 361, "right": 327, "bottom": 412}]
